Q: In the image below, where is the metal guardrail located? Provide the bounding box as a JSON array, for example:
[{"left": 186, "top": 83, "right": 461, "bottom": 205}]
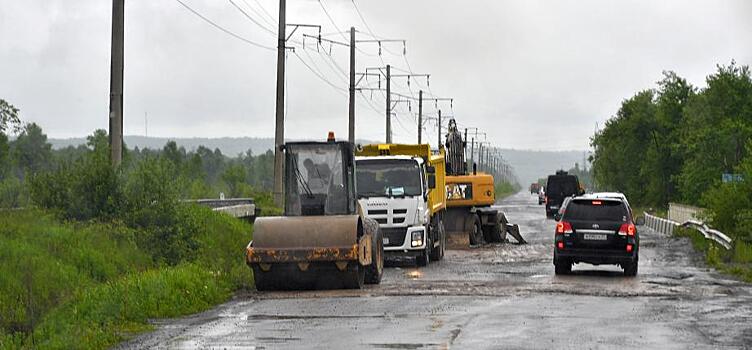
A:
[
  {"left": 185, "top": 198, "right": 258, "bottom": 221},
  {"left": 644, "top": 212, "right": 679, "bottom": 235},
  {"left": 682, "top": 219, "right": 733, "bottom": 250},
  {"left": 644, "top": 212, "right": 732, "bottom": 250},
  {"left": 668, "top": 202, "right": 705, "bottom": 223}
]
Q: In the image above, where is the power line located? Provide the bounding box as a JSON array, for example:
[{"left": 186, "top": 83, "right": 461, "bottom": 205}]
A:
[
  {"left": 351, "top": 1, "right": 378, "bottom": 41},
  {"left": 229, "top": 0, "right": 277, "bottom": 37},
  {"left": 174, "top": 0, "right": 275, "bottom": 51},
  {"left": 246, "top": 0, "right": 277, "bottom": 26},
  {"left": 318, "top": 0, "right": 349, "bottom": 42},
  {"left": 292, "top": 51, "right": 348, "bottom": 94}
]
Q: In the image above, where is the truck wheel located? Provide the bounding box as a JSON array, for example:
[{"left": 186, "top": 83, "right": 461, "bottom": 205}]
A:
[
  {"left": 365, "top": 227, "right": 384, "bottom": 284},
  {"left": 469, "top": 215, "right": 484, "bottom": 246},
  {"left": 429, "top": 216, "right": 445, "bottom": 261},
  {"left": 416, "top": 233, "right": 431, "bottom": 267},
  {"left": 488, "top": 214, "right": 508, "bottom": 243},
  {"left": 623, "top": 259, "right": 638, "bottom": 277},
  {"left": 554, "top": 258, "right": 572, "bottom": 275}
]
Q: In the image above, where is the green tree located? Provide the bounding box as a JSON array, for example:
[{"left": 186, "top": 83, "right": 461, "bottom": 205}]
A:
[
  {"left": 591, "top": 90, "right": 656, "bottom": 205},
  {"left": 678, "top": 62, "right": 752, "bottom": 203},
  {"left": 221, "top": 163, "right": 247, "bottom": 198},
  {"left": 0, "top": 99, "right": 21, "bottom": 134},
  {"left": 0, "top": 99, "right": 21, "bottom": 179},
  {"left": 12, "top": 122, "right": 53, "bottom": 176},
  {"left": 0, "top": 133, "right": 9, "bottom": 179}
]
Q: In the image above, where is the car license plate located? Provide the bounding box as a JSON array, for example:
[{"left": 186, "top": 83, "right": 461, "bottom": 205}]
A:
[
  {"left": 383, "top": 237, "right": 390, "bottom": 245},
  {"left": 583, "top": 233, "right": 607, "bottom": 241}
]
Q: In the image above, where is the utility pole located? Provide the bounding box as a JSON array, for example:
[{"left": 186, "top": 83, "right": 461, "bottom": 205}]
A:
[
  {"left": 109, "top": 0, "right": 124, "bottom": 168},
  {"left": 418, "top": 90, "right": 423, "bottom": 144},
  {"left": 348, "top": 27, "right": 355, "bottom": 144},
  {"left": 478, "top": 143, "right": 483, "bottom": 171},
  {"left": 385, "top": 64, "right": 391, "bottom": 143},
  {"left": 470, "top": 137, "right": 475, "bottom": 168},
  {"left": 437, "top": 109, "right": 442, "bottom": 148},
  {"left": 273, "top": 0, "right": 286, "bottom": 207},
  {"left": 463, "top": 128, "right": 468, "bottom": 173}
]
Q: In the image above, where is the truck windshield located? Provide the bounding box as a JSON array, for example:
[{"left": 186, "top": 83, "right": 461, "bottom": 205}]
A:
[{"left": 356, "top": 159, "right": 423, "bottom": 197}]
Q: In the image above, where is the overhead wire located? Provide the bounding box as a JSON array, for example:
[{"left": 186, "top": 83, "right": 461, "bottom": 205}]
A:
[
  {"left": 174, "top": 0, "right": 275, "bottom": 51},
  {"left": 248, "top": 0, "right": 277, "bottom": 25},
  {"left": 292, "top": 51, "right": 348, "bottom": 95},
  {"left": 318, "top": 0, "right": 349, "bottom": 42},
  {"left": 235, "top": 0, "right": 277, "bottom": 33}
]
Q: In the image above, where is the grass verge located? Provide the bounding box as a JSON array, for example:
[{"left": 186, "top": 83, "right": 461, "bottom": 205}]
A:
[
  {"left": 495, "top": 182, "right": 520, "bottom": 201},
  {"left": 674, "top": 227, "right": 752, "bottom": 283},
  {"left": 0, "top": 207, "right": 253, "bottom": 349}
]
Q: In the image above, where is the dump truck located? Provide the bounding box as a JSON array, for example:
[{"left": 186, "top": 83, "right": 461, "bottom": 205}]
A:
[
  {"left": 443, "top": 119, "right": 526, "bottom": 246},
  {"left": 246, "top": 134, "right": 384, "bottom": 290},
  {"left": 355, "top": 144, "right": 447, "bottom": 266}
]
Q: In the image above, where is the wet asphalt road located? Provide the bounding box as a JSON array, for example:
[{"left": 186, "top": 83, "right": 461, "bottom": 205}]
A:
[{"left": 120, "top": 192, "right": 752, "bottom": 349}]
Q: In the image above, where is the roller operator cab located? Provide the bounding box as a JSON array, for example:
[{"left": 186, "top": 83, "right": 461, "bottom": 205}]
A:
[
  {"left": 355, "top": 144, "right": 447, "bottom": 267},
  {"left": 553, "top": 196, "right": 639, "bottom": 276}
]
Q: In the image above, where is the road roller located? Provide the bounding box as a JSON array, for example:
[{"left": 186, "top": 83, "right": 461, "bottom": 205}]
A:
[{"left": 246, "top": 134, "right": 384, "bottom": 290}]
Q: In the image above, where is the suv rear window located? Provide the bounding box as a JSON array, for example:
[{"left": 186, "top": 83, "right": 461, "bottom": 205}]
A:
[
  {"left": 547, "top": 176, "right": 578, "bottom": 196},
  {"left": 564, "top": 200, "right": 627, "bottom": 221}
]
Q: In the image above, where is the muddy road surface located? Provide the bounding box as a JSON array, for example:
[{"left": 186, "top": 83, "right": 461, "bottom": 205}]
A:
[{"left": 120, "top": 192, "right": 752, "bottom": 349}]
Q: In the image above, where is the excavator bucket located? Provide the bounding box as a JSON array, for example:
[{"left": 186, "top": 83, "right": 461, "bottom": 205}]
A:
[
  {"left": 246, "top": 215, "right": 373, "bottom": 291},
  {"left": 506, "top": 223, "right": 526, "bottom": 244}
]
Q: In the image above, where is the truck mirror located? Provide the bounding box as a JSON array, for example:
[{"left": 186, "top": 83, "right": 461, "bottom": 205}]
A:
[
  {"left": 427, "top": 174, "right": 436, "bottom": 189},
  {"left": 426, "top": 165, "right": 436, "bottom": 174}
]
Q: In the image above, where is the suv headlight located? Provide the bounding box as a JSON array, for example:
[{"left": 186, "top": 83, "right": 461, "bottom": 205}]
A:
[{"left": 411, "top": 231, "right": 424, "bottom": 247}]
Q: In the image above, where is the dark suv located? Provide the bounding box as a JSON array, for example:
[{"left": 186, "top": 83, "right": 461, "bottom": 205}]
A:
[
  {"left": 545, "top": 171, "right": 583, "bottom": 218},
  {"left": 553, "top": 196, "right": 639, "bottom": 276}
]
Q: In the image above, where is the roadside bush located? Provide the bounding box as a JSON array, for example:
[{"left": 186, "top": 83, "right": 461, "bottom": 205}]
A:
[
  {"left": 29, "top": 147, "right": 121, "bottom": 221},
  {"left": 701, "top": 141, "right": 752, "bottom": 241},
  {"left": 495, "top": 181, "right": 519, "bottom": 200},
  {"left": 0, "top": 177, "right": 27, "bottom": 208}
]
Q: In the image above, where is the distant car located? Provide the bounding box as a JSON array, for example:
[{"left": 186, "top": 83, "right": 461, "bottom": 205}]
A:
[
  {"left": 530, "top": 183, "right": 541, "bottom": 194},
  {"left": 538, "top": 187, "right": 546, "bottom": 205},
  {"left": 553, "top": 196, "right": 639, "bottom": 276},
  {"left": 545, "top": 171, "right": 583, "bottom": 218}
]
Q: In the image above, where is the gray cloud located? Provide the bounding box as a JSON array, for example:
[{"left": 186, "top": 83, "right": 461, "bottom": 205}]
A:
[{"left": 0, "top": 0, "right": 749, "bottom": 150}]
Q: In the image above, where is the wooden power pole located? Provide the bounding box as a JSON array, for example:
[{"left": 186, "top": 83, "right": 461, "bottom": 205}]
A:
[
  {"left": 109, "top": 0, "right": 124, "bottom": 168},
  {"left": 417, "top": 90, "right": 423, "bottom": 144},
  {"left": 385, "top": 64, "right": 391, "bottom": 143},
  {"left": 273, "top": 0, "right": 286, "bottom": 207},
  {"left": 348, "top": 27, "right": 355, "bottom": 144}
]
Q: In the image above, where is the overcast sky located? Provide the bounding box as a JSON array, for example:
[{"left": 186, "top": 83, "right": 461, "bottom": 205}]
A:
[{"left": 1, "top": 0, "right": 750, "bottom": 150}]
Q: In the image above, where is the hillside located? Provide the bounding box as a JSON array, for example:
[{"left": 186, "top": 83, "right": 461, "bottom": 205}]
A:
[{"left": 50, "top": 136, "right": 588, "bottom": 186}]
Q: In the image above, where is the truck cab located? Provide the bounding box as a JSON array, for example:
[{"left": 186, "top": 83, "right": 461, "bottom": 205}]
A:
[{"left": 355, "top": 144, "right": 446, "bottom": 266}]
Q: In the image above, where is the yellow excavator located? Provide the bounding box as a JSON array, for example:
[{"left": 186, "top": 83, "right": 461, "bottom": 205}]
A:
[
  {"left": 246, "top": 134, "right": 384, "bottom": 290},
  {"left": 444, "top": 119, "right": 526, "bottom": 246}
]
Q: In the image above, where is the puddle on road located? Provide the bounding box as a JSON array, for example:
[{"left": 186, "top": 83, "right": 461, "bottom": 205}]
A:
[{"left": 406, "top": 269, "right": 423, "bottom": 279}]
